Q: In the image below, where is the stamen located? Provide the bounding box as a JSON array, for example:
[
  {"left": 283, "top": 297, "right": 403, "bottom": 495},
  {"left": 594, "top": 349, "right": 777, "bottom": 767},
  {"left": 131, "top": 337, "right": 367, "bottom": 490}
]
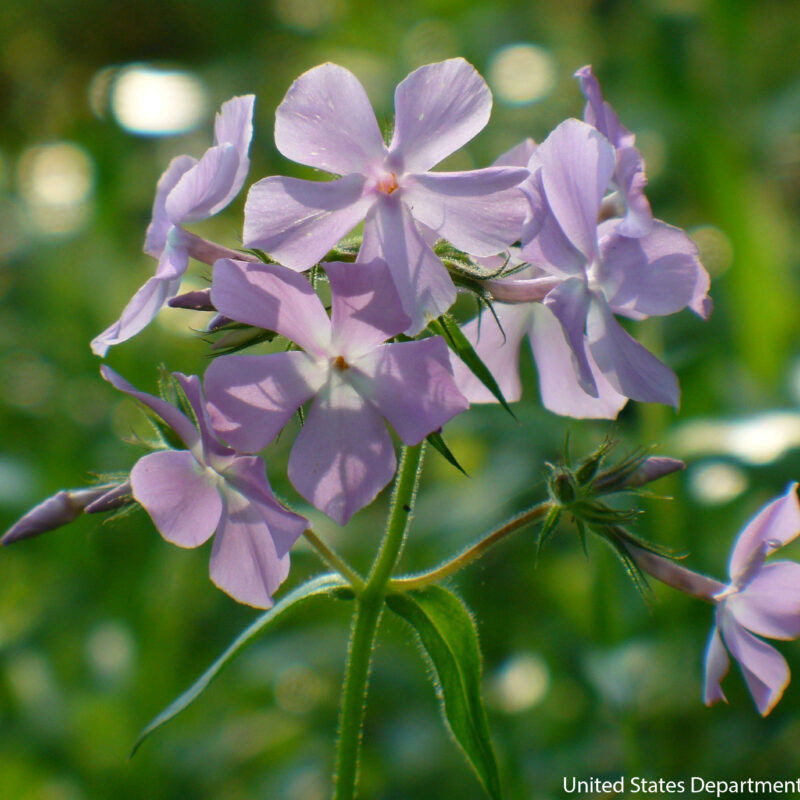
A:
[
  {"left": 333, "top": 355, "right": 349, "bottom": 371},
  {"left": 377, "top": 172, "right": 398, "bottom": 195}
]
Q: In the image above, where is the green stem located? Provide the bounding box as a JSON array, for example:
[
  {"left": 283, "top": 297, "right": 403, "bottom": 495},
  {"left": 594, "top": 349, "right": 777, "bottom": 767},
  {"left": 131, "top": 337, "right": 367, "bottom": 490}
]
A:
[
  {"left": 303, "top": 528, "right": 365, "bottom": 592},
  {"left": 333, "top": 442, "right": 425, "bottom": 800},
  {"left": 391, "top": 501, "right": 551, "bottom": 591}
]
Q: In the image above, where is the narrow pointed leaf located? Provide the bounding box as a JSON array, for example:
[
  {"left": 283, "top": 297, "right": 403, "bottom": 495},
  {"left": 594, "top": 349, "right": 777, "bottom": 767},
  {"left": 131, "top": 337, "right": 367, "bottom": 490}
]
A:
[
  {"left": 430, "top": 314, "right": 515, "bottom": 419},
  {"left": 427, "top": 431, "right": 469, "bottom": 476},
  {"left": 131, "top": 573, "right": 347, "bottom": 757},
  {"left": 387, "top": 586, "right": 502, "bottom": 800}
]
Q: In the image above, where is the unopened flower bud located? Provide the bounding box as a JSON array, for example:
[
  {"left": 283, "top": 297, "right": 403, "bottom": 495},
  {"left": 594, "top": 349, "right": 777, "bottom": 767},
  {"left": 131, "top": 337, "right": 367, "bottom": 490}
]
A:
[
  {"left": 549, "top": 470, "right": 577, "bottom": 506},
  {"left": 622, "top": 457, "right": 685, "bottom": 489},
  {"left": 2, "top": 483, "right": 122, "bottom": 546},
  {"left": 84, "top": 480, "right": 132, "bottom": 514},
  {"left": 168, "top": 288, "right": 214, "bottom": 311},
  {"left": 594, "top": 455, "right": 685, "bottom": 493}
]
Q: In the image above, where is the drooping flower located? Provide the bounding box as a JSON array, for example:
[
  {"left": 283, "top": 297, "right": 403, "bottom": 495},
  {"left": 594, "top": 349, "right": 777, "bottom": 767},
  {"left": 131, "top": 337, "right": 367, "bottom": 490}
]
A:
[
  {"left": 453, "top": 118, "right": 711, "bottom": 418},
  {"left": 705, "top": 483, "right": 800, "bottom": 715},
  {"left": 575, "top": 65, "right": 652, "bottom": 238},
  {"left": 203, "top": 258, "right": 469, "bottom": 524},
  {"left": 92, "top": 95, "right": 255, "bottom": 356},
  {"left": 102, "top": 366, "right": 307, "bottom": 609},
  {"left": 243, "top": 59, "right": 529, "bottom": 333}
]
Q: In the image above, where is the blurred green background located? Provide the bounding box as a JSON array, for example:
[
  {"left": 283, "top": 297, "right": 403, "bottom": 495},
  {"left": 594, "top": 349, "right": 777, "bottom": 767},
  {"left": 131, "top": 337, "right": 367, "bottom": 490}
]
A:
[{"left": 2, "top": 0, "right": 800, "bottom": 797}]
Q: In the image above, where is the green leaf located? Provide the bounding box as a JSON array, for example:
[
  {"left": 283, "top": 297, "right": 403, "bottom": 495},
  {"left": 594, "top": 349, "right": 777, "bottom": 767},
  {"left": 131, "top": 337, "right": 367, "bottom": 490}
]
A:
[
  {"left": 430, "top": 315, "right": 516, "bottom": 419},
  {"left": 387, "top": 586, "right": 502, "bottom": 800},
  {"left": 131, "top": 573, "right": 348, "bottom": 757},
  {"left": 426, "top": 431, "right": 469, "bottom": 476}
]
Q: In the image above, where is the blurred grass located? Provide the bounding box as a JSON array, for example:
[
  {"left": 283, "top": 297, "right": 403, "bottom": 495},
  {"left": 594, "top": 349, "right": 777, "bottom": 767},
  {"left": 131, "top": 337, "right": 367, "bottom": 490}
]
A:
[{"left": 2, "top": 0, "right": 800, "bottom": 797}]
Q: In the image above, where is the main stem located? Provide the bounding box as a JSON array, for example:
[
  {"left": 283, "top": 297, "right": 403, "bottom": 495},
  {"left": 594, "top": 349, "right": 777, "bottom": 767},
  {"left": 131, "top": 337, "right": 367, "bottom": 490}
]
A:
[{"left": 333, "top": 443, "right": 424, "bottom": 800}]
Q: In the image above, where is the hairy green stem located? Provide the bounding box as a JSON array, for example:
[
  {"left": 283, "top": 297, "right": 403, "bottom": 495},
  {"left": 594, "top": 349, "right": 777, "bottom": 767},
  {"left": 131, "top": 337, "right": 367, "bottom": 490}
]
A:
[
  {"left": 303, "top": 528, "right": 365, "bottom": 592},
  {"left": 333, "top": 442, "right": 425, "bottom": 800},
  {"left": 391, "top": 500, "right": 551, "bottom": 591}
]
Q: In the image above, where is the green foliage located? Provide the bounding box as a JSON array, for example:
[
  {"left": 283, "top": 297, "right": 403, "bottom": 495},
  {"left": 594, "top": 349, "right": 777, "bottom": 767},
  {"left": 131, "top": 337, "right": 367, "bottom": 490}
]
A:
[
  {"left": 387, "top": 586, "right": 502, "bottom": 800},
  {"left": 131, "top": 573, "right": 348, "bottom": 756}
]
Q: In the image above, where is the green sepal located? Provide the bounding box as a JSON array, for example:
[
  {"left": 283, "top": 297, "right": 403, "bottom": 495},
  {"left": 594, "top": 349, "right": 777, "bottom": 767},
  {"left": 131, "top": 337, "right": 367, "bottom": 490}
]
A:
[
  {"left": 386, "top": 586, "right": 502, "bottom": 800},
  {"left": 594, "top": 531, "right": 652, "bottom": 602},
  {"left": 429, "top": 314, "right": 515, "bottom": 419},
  {"left": 536, "top": 506, "right": 562, "bottom": 559},
  {"left": 426, "top": 431, "right": 469, "bottom": 476},
  {"left": 241, "top": 248, "right": 274, "bottom": 263},
  {"left": 207, "top": 325, "right": 278, "bottom": 356},
  {"left": 131, "top": 573, "right": 348, "bottom": 757}
]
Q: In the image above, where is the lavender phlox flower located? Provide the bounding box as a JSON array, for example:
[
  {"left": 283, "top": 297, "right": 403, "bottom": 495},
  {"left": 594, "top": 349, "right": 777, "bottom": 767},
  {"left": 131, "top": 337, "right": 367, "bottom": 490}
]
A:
[
  {"left": 1, "top": 481, "right": 130, "bottom": 546},
  {"left": 102, "top": 365, "right": 306, "bottom": 609},
  {"left": 243, "top": 59, "right": 530, "bottom": 333},
  {"left": 203, "top": 258, "right": 469, "bottom": 524},
  {"left": 455, "top": 118, "right": 711, "bottom": 418},
  {"left": 704, "top": 483, "right": 800, "bottom": 715},
  {"left": 575, "top": 65, "right": 652, "bottom": 238},
  {"left": 92, "top": 95, "right": 255, "bottom": 357}
]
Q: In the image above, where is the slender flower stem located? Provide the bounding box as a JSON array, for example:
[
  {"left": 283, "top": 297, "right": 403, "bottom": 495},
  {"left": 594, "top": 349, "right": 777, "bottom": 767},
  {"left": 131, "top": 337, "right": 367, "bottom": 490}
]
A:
[
  {"left": 303, "top": 528, "right": 365, "bottom": 593},
  {"left": 626, "top": 543, "right": 725, "bottom": 602},
  {"left": 333, "top": 443, "right": 425, "bottom": 800},
  {"left": 391, "top": 500, "right": 551, "bottom": 591}
]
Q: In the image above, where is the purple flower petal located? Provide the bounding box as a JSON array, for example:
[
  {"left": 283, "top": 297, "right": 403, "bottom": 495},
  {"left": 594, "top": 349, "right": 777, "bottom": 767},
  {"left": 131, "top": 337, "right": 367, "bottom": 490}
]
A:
[
  {"left": 452, "top": 304, "right": 532, "bottom": 404},
  {"left": 703, "top": 623, "right": 730, "bottom": 707},
  {"left": 597, "top": 220, "right": 710, "bottom": 320},
  {"left": 613, "top": 146, "right": 653, "bottom": 238},
  {"left": 493, "top": 138, "right": 537, "bottom": 168},
  {"left": 543, "top": 277, "right": 597, "bottom": 397},
  {"left": 720, "top": 612, "right": 790, "bottom": 716},
  {"left": 586, "top": 295, "right": 679, "bottom": 407},
  {"left": 131, "top": 450, "right": 221, "bottom": 547},
  {"left": 575, "top": 66, "right": 634, "bottom": 150},
  {"left": 402, "top": 168, "right": 529, "bottom": 256},
  {"left": 212, "top": 95, "right": 255, "bottom": 203},
  {"left": 274, "top": 63, "right": 387, "bottom": 175},
  {"left": 537, "top": 118, "right": 615, "bottom": 263},
  {"left": 361, "top": 197, "right": 456, "bottom": 334},
  {"left": 730, "top": 561, "right": 800, "bottom": 639},
  {"left": 144, "top": 155, "right": 197, "bottom": 258},
  {"left": 165, "top": 144, "right": 241, "bottom": 224},
  {"left": 101, "top": 366, "right": 201, "bottom": 451},
  {"left": 174, "top": 372, "right": 234, "bottom": 465},
  {"left": 729, "top": 483, "right": 800, "bottom": 583},
  {"left": 352, "top": 338, "right": 469, "bottom": 445},
  {"left": 204, "top": 351, "right": 323, "bottom": 452},
  {"left": 243, "top": 174, "right": 373, "bottom": 270},
  {"left": 325, "top": 259, "right": 411, "bottom": 356},
  {"left": 221, "top": 455, "right": 307, "bottom": 560},
  {"left": 91, "top": 273, "right": 182, "bottom": 357},
  {"left": 210, "top": 485, "right": 290, "bottom": 608},
  {"left": 288, "top": 379, "right": 396, "bottom": 525},
  {"left": 211, "top": 259, "right": 331, "bottom": 356},
  {"left": 519, "top": 171, "right": 585, "bottom": 278},
  {"left": 529, "top": 304, "right": 628, "bottom": 419},
  {"left": 390, "top": 58, "right": 492, "bottom": 174}
]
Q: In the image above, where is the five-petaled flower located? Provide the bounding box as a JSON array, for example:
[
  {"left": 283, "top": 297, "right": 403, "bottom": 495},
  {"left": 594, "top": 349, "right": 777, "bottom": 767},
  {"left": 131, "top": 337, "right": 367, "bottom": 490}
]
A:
[
  {"left": 102, "top": 365, "right": 307, "bottom": 609},
  {"left": 92, "top": 95, "right": 255, "bottom": 356},
  {"left": 704, "top": 483, "right": 800, "bottom": 715},
  {"left": 203, "top": 258, "right": 469, "bottom": 524},
  {"left": 454, "top": 117, "right": 711, "bottom": 419},
  {"left": 242, "top": 58, "right": 529, "bottom": 333}
]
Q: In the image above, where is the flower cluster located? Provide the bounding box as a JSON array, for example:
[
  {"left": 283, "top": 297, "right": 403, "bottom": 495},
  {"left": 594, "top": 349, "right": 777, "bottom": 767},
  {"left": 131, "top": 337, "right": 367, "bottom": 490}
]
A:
[
  {"left": 7, "top": 60, "right": 710, "bottom": 606},
  {"left": 6, "top": 56, "right": 800, "bottom": 732}
]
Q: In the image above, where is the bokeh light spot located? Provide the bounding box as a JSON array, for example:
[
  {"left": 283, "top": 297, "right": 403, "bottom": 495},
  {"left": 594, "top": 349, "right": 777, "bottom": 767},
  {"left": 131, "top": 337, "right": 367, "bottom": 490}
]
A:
[
  {"left": 689, "top": 460, "right": 748, "bottom": 505},
  {"left": 273, "top": 0, "right": 343, "bottom": 31},
  {"left": 488, "top": 44, "right": 556, "bottom": 106},
  {"left": 111, "top": 65, "right": 208, "bottom": 136},
  {"left": 691, "top": 225, "right": 734, "bottom": 278},
  {"left": 488, "top": 652, "right": 550, "bottom": 713},
  {"left": 17, "top": 143, "right": 95, "bottom": 236}
]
